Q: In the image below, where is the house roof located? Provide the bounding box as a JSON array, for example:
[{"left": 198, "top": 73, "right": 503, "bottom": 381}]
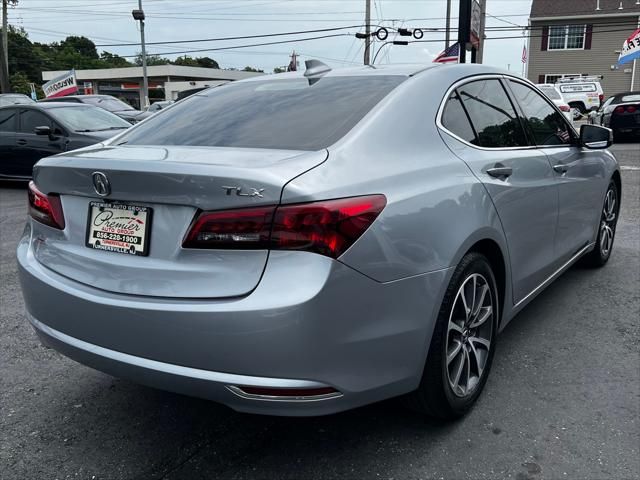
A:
[{"left": 530, "top": 0, "right": 640, "bottom": 18}]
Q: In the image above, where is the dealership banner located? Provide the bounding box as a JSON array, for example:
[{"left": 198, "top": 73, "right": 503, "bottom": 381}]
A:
[
  {"left": 42, "top": 69, "right": 78, "bottom": 98},
  {"left": 618, "top": 28, "right": 640, "bottom": 66}
]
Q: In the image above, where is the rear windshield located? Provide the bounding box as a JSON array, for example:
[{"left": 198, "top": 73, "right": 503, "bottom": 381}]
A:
[
  {"left": 539, "top": 86, "right": 561, "bottom": 100},
  {"left": 117, "top": 75, "right": 405, "bottom": 151},
  {"left": 620, "top": 94, "right": 640, "bottom": 103},
  {"left": 83, "top": 96, "right": 135, "bottom": 112}
]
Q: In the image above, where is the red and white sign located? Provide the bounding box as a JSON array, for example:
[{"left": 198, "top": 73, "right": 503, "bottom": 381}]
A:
[{"left": 43, "top": 69, "right": 78, "bottom": 98}]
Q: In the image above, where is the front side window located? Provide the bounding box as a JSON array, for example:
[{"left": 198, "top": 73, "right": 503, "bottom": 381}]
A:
[
  {"left": 117, "top": 76, "right": 406, "bottom": 151},
  {"left": 0, "top": 109, "right": 17, "bottom": 132},
  {"left": 19, "top": 110, "right": 52, "bottom": 134},
  {"left": 456, "top": 79, "right": 528, "bottom": 148},
  {"left": 441, "top": 91, "right": 477, "bottom": 145},
  {"left": 508, "top": 81, "right": 573, "bottom": 146},
  {"left": 548, "top": 25, "right": 586, "bottom": 50}
]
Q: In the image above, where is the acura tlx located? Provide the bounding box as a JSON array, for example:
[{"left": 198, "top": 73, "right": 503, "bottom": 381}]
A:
[{"left": 17, "top": 61, "right": 619, "bottom": 418}]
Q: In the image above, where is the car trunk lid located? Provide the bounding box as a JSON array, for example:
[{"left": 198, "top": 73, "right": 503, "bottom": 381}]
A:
[{"left": 31, "top": 145, "right": 327, "bottom": 298}]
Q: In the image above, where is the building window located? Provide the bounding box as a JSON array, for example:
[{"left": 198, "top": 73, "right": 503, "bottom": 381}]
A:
[{"left": 548, "top": 25, "right": 586, "bottom": 50}]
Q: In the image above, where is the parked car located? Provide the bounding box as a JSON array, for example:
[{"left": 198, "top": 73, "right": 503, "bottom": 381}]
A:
[
  {"left": 176, "top": 87, "right": 208, "bottom": 100},
  {"left": 0, "top": 93, "right": 35, "bottom": 106},
  {"left": 555, "top": 76, "right": 604, "bottom": 113},
  {"left": 146, "top": 100, "right": 174, "bottom": 113},
  {"left": 535, "top": 84, "right": 573, "bottom": 124},
  {"left": 591, "top": 91, "right": 640, "bottom": 141},
  {"left": 0, "top": 102, "right": 130, "bottom": 179},
  {"left": 18, "top": 63, "right": 619, "bottom": 419},
  {"left": 40, "top": 94, "right": 149, "bottom": 123}
]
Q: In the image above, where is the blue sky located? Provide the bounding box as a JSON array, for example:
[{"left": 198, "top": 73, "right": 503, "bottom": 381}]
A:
[{"left": 8, "top": 0, "right": 533, "bottom": 72}]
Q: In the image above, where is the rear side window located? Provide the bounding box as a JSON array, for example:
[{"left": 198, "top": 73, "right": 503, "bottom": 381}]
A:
[
  {"left": 0, "top": 109, "right": 17, "bottom": 132},
  {"left": 19, "top": 110, "right": 52, "bottom": 134},
  {"left": 441, "top": 92, "right": 477, "bottom": 144},
  {"left": 118, "top": 76, "right": 405, "bottom": 151},
  {"left": 457, "top": 79, "right": 528, "bottom": 148},
  {"left": 508, "top": 81, "right": 573, "bottom": 146}
]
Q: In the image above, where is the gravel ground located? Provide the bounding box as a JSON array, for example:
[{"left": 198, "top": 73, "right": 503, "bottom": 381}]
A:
[{"left": 1, "top": 143, "right": 638, "bottom": 480}]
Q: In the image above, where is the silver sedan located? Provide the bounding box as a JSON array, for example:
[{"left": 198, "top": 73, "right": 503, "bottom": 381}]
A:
[{"left": 18, "top": 62, "right": 619, "bottom": 419}]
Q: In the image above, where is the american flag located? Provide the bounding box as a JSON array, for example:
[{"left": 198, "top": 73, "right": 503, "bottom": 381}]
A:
[
  {"left": 521, "top": 45, "right": 527, "bottom": 63},
  {"left": 433, "top": 42, "right": 460, "bottom": 63}
]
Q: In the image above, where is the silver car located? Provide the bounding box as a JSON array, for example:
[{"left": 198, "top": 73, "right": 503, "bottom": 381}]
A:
[{"left": 18, "top": 63, "right": 619, "bottom": 419}]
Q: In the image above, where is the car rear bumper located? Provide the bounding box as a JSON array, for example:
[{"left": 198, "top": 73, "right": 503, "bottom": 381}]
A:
[{"left": 17, "top": 223, "right": 452, "bottom": 416}]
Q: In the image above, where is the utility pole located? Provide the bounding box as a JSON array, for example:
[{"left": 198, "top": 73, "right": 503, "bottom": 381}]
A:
[
  {"left": 476, "top": 0, "right": 487, "bottom": 64},
  {"left": 364, "top": 0, "right": 371, "bottom": 65},
  {"left": 1, "top": 0, "right": 9, "bottom": 93},
  {"left": 445, "top": 0, "right": 451, "bottom": 48},
  {"left": 132, "top": 0, "right": 149, "bottom": 108}
]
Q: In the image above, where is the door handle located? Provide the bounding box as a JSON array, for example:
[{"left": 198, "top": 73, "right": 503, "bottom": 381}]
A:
[
  {"left": 486, "top": 165, "right": 513, "bottom": 178},
  {"left": 553, "top": 164, "right": 568, "bottom": 174},
  {"left": 16, "top": 139, "right": 27, "bottom": 146}
]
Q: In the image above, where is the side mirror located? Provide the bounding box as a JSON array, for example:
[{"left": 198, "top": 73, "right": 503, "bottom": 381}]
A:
[
  {"left": 34, "top": 125, "right": 51, "bottom": 136},
  {"left": 580, "top": 124, "right": 612, "bottom": 149}
]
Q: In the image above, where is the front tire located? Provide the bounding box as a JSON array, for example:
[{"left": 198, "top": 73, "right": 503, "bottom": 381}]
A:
[
  {"left": 583, "top": 180, "right": 619, "bottom": 268},
  {"left": 405, "top": 252, "right": 498, "bottom": 419}
]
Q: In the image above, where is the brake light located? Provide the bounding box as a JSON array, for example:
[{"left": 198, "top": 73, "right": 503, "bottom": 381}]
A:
[
  {"left": 559, "top": 105, "right": 571, "bottom": 112},
  {"left": 271, "top": 195, "right": 387, "bottom": 258},
  {"left": 626, "top": 105, "right": 637, "bottom": 113},
  {"left": 183, "top": 195, "right": 387, "bottom": 258},
  {"left": 182, "top": 206, "right": 274, "bottom": 249},
  {"left": 28, "top": 181, "right": 65, "bottom": 230},
  {"left": 614, "top": 106, "right": 625, "bottom": 114},
  {"left": 599, "top": 94, "right": 604, "bottom": 103}
]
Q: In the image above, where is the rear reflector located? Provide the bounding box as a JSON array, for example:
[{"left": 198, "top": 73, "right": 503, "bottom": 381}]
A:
[
  {"left": 28, "top": 181, "right": 65, "bottom": 230},
  {"left": 183, "top": 195, "right": 386, "bottom": 258}
]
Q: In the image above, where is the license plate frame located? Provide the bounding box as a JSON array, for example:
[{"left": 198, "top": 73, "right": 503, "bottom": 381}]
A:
[{"left": 85, "top": 201, "right": 152, "bottom": 256}]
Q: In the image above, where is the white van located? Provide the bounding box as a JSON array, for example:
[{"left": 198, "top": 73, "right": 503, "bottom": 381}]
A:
[{"left": 556, "top": 77, "right": 604, "bottom": 113}]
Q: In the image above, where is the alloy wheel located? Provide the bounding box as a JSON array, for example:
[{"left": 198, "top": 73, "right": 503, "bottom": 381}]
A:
[
  {"left": 600, "top": 187, "right": 617, "bottom": 258},
  {"left": 445, "top": 273, "right": 494, "bottom": 398}
]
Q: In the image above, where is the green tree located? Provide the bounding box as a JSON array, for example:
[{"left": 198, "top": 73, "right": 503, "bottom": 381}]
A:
[
  {"left": 60, "top": 36, "right": 99, "bottom": 59},
  {"left": 100, "top": 51, "right": 132, "bottom": 68},
  {"left": 273, "top": 66, "right": 286, "bottom": 74},
  {"left": 134, "top": 53, "right": 171, "bottom": 66},
  {"left": 6, "top": 26, "right": 42, "bottom": 84},
  {"left": 173, "top": 55, "right": 199, "bottom": 67},
  {"left": 242, "top": 66, "right": 264, "bottom": 73},
  {"left": 9, "top": 71, "right": 32, "bottom": 95},
  {"left": 196, "top": 57, "right": 219, "bottom": 69}
]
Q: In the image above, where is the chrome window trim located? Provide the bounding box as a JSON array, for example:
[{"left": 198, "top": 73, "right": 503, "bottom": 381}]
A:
[{"left": 436, "top": 74, "right": 537, "bottom": 152}]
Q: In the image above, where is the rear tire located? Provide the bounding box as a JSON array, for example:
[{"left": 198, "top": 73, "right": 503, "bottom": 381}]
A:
[
  {"left": 582, "top": 180, "right": 619, "bottom": 268},
  {"left": 404, "top": 252, "right": 498, "bottom": 420}
]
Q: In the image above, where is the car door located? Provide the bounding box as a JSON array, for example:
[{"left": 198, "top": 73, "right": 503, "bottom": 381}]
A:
[
  {"left": 438, "top": 77, "right": 559, "bottom": 304},
  {"left": 506, "top": 79, "right": 606, "bottom": 265},
  {"left": 16, "top": 109, "right": 68, "bottom": 177},
  {"left": 0, "top": 108, "right": 19, "bottom": 177}
]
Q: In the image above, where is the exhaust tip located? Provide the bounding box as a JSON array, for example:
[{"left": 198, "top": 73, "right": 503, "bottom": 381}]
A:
[{"left": 227, "top": 385, "right": 342, "bottom": 402}]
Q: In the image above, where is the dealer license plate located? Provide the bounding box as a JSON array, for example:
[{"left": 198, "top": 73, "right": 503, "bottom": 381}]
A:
[{"left": 86, "top": 201, "right": 152, "bottom": 256}]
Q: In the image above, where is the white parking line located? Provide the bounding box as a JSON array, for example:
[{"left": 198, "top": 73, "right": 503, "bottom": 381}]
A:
[{"left": 620, "top": 166, "right": 640, "bottom": 171}]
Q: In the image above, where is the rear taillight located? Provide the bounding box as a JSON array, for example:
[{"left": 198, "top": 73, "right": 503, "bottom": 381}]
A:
[
  {"left": 28, "top": 181, "right": 65, "bottom": 230},
  {"left": 182, "top": 206, "right": 274, "bottom": 249},
  {"left": 559, "top": 105, "right": 571, "bottom": 112},
  {"left": 599, "top": 94, "right": 604, "bottom": 103},
  {"left": 615, "top": 106, "right": 626, "bottom": 114},
  {"left": 183, "top": 195, "right": 386, "bottom": 258},
  {"left": 626, "top": 105, "right": 637, "bottom": 113}
]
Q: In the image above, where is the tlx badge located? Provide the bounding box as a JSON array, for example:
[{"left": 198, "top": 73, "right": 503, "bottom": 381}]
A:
[{"left": 221, "top": 186, "right": 265, "bottom": 198}]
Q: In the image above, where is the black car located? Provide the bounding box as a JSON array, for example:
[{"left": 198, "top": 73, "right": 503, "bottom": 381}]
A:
[
  {"left": 592, "top": 91, "right": 640, "bottom": 141},
  {"left": 0, "top": 102, "right": 130, "bottom": 179},
  {"left": 40, "top": 94, "right": 150, "bottom": 124}
]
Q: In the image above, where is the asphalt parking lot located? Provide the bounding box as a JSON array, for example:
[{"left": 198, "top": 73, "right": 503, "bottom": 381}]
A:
[{"left": 1, "top": 143, "right": 639, "bottom": 480}]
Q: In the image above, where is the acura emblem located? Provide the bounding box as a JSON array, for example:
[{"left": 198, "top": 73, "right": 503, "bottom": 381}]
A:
[{"left": 92, "top": 172, "right": 111, "bottom": 197}]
